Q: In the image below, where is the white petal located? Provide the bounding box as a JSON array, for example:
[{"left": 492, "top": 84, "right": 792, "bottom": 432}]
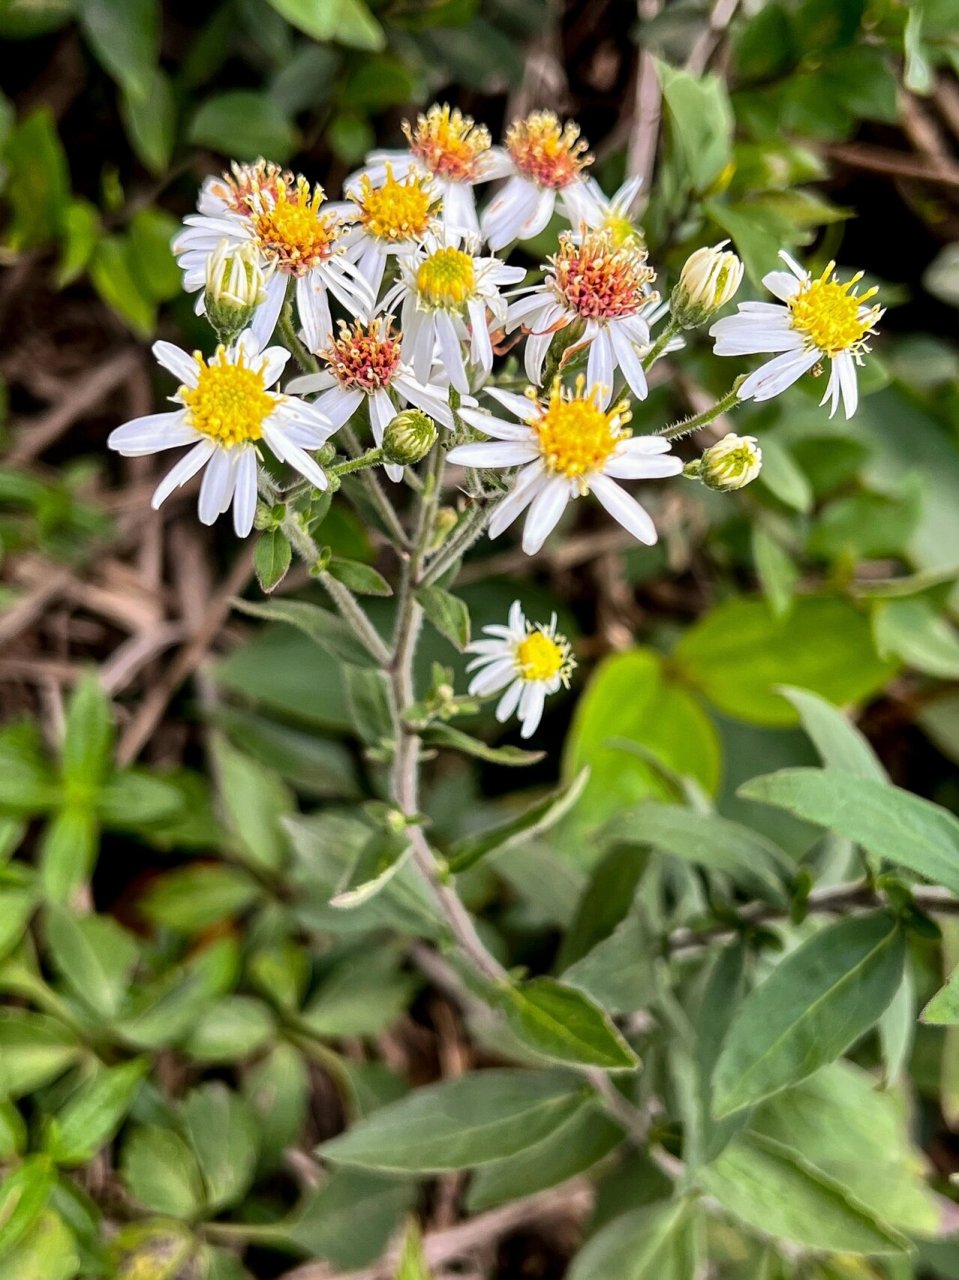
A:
[
  {"left": 108, "top": 412, "right": 197, "bottom": 456},
  {"left": 468, "top": 298, "right": 493, "bottom": 376},
  {"left": 522, "top": 476, "right": 570, "bottom": 554},
  {"left": 263, "top": 423, "right": 329, "bottom": 491},
  {"left": 296, "top": 274, "right": 332, "bottom": 353},
  {"left": 232, "top": 446, "right": 258, "bottom": 537},
  {"left": 369, "top": 389, "right": 396, "bottom": 445},
  {"left": 836, "top": 351, "right": 859, "bottom": 419},
  {"left": 519, "top": 683, "right": 547, "bottom": 738},
  {"left": 763, "top": 270, "right": 803, "bottom": 302},
  {"left": 257, "top": 345, "right": 291, "bottom": 388},
  {"left": 524, "top": 328, "right": 554, "bottom": 386},
  {"left": 309, "top": 387, "right": 364, "bottom": 429},
  {"left": 434, "top": 311, "right": 468, "bottom": 395},
  {"left": 151, "top": 440, "right": 216, "bottom": 509},
  {"left": 603, "top": 451, "right": 683, "bottom": 480},
  {"left": 456, "top": 408, "right": 532, "bottom": 442},
  {"left": 449, "top": 441, "right": 539, "bottom": 467},
  {"left": 495, "top": 679, "right": 524, "bottom": 723},
  {"left": 738, "top": 347, "right": 822, "bottom": 402},
  {"left": 488, "top": 463, "right": 548, "bottom": 539},
  {"left": 518, "top": 187, "right": 555, "bottom": 242},
  {"left": 153, "top": 341, "right": 199, "bottom": 387},
  {"left": 485, "top": 387, "right": 540, "bottom": 422},
  {"left": 470, "top": 658, "right": 517, "bottom": 697},
  {"left": 609, "top": 323, "right": 648, "bottom": 401},
  {"left": 590, "top": 474, "right": 657, "bottom": 545},
  {"left": 250, "top": 274, "right": 287, "bottom": 348},
  {"left": 586, "top": 331, "right": 614, "bottom": 408},
  {"left": 443, "top": 181, "right": 480, "bottom": 236},
  {"left": 198, "top": 447, "right": 237, "bottom": 525},
  {"left": 482, "top": 177, "right": 540, "bottom": 252},
  {"left": 286, "top": 370, "right": 337, "bottom": 394}
]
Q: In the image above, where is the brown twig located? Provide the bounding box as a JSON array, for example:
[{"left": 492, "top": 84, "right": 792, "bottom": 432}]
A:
[
  {"left": 685, "top": 0, "right": 742, "bottom": 76},
  {"left": 823, "top": 141, "right": 959, "bottom": 190}
]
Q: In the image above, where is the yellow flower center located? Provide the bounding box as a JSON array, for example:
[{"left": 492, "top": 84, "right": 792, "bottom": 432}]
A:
[
  {"left": 602, "top": 211, "right": 645, "bottom": 250},
  {"left": 322, "top": 319, "right": 402, "bottom": 391},
  {"left": 404, "top": 104, "right": 491, "bottom": 183},
  {"left": 416, "top": 246, "right": 476, "bottom": 310},
  {"left": 533, "top": 380, "right": 630, "bottom": 480},
  {"left": 251, "top": 177, "right": 337, "bottom": 276},
  {"left": 515, "top": 630, "right": 567, "bottom": 682},
  {"left": 506, "top": 112, "right": 592, "bottom": 190},
  {"left": 788, "top": 263, "right": 880, "bottom": 358},
  {"left": 356, "top": 167, "right": 439, "bottom": 242},
  {"left": 180, "top": 348, "right": 275, "bottom": 446}
]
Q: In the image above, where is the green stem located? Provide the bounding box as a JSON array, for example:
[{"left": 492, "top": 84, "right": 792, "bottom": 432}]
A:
[
  {"left": 641, "top": 317, "right": 680, "bottom": 372},
  {"left": 329, "top": 447, "right": 383, "bottom": 478},
  {"left": 422, "top": 498, "right": 491, "bottom": 587},
  {"left": 319, "top": 569, "right": 392, "bottom": 666},
  {"left": 340, "top": 422, "right": 411, "bottom": 552},
  {"left": 278, "top": 296, "right": 318, "bottom": 376},
  {"left": 656, "top": 382, "right": 742, "bottom": 442}
]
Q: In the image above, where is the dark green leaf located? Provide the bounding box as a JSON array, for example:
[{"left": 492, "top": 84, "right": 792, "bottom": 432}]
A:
[
  {"left": 233, "top": 597, "right": 379, "bottom": 666},
  {"left": 254, "top": 529, "right": 293, "bottom": 594},
  {"left": 342, "top": 667, "right": 393, "bottom": 747},
  {"left": 568, "top": 1200, "right": 691, "bottom": 1280},
  {"left": 0, "top": 1157, "right": 55, "bottom": 1262},
  {"left": 45, "top": 905, "right": 139, "bottom": 1019},
  {"left": 121, "top": 1126, "right": 204, "bottom": 1219},
  {"left": 712, "top": 913, "right": 904, "bottom": 1117},
  {"left": 183, "top": 996, "right": 274, "bottom": 1063},
  {"left": 212, "top": 734, "right": 292, "bottom": 873},
  {"left": 44, "top": 1059, "right": 148, "bottom": 1165},
  {"left": 658, "top": 62, "right": 733, "bottom": 192},
  {"left": 0, "top": 1011, "right": 80, "bottom": 1099},
  {"left": 777, "top": 686, "right": 886, "bottom": 780},
  {"left": 417, "top": 585, "right": 470, "bottom": 651},
  {"left": 120, "top": 67, "right": 176, "bottom": 175},
  {"left": 496, "top": 978, "right": 638, "bottom": 1070},
  {"left": 76, "top": 0, "right": 160, "bottom": 98},
  {"left": 448, "top": 768, "right": 589, "bottom": 872},
  {"left": 141, "top": 863, "right": 259, "bottom": 932},
  {"left": 424, "top": 723, "right": 544, "bottom": 766},
  {"left": 328, "top": 557, "right": 392, "bottom": 597},
  {"left": 320, "top": 1070, "right": 586, "bottom": 1173},
  {"left": 562, "top": 911, "right": 655, "bottom": 1015},
  {"left": 2, "top": 109, "right": 69, "bottom": 249},
  {"left": 181, "top": 1083, "right": 259, "bottom": 1213},
  {"left": 281, "top": 1169, "right": 414, "bottom": 1267},
  {"left": 874, "top": 597, "right": 959, "bottom": 679},
  {"left": 38, "top": 805, "right": 98, "bottom": 904},
  {"left": 264, "top": 0, "right": 384, "bottom": 50},
  {"left": 189, "top": 91, "right": 297, "bottom": 162}
]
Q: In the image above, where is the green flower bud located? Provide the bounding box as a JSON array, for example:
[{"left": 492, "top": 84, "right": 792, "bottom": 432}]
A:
[
  {"left": 204, "top": 239, "right": 272, "bottom": 343},
  {"left": 381, "top": 409, "right": 438, "bottom": 466},
  {"left": 685, "top": 433, "right": 762, "bottom": 491},
  {"left": 670, "top": 241, "right": 744, "bottom": 329}
]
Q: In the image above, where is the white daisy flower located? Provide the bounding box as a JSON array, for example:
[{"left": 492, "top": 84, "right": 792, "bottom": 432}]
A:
[
  {"left": 575, "top": 173, "right": 646, "bottom": 246},
  {"left": 286, "top": 316, "right": 459, "bottom": 481},
  {"left": 446, "top": 378, "right": 682, "bottom": 555},
  {"left": 323, "top": 165, "right": 443, "bottom": 296},
  {"left": 173, "top": 167, "right": 374, "bottom": 353},
  {"left": 709, "top": 251, "right": 883, "bottom": 419},
  {"left": 381, "top": 234, "right": 525, "bottom": 396},
  {"left": 480, "top": 111, "right": 602, "bottom": 253},
  {"left": 350, "top": 104, "right": 512, "bottom": 239},
  {"left": 506, "top": 228, "right": 657, "bottom": 405},
  {"left": 466, "top": 601, "right": 575, "bottom": 739},
  {"left": 107, "top": 331, "right": 334, "bottom": 537}
]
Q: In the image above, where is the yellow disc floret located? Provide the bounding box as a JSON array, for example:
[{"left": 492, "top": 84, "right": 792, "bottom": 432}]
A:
[
  {"left": 251, "top": 176, "right": 337, "bottom": 275},
  {"left": 180, "top": 348, "right": 276, "bottom": 446},
  {"left": 356, "top": 166, "right": 440, "bottom": 243},
  {"left": 517, "top": 624, "right": 568, "bottom": 686},
  {"left": 416, "top": 246, "right": 476, "bottom": 310},
  {"left": 533, "top": 378, "right": 630, "bottom": 482},
  {"left": 788, "top": 263, "right": 881, "bottom": 358},
  {"left": 404, "top": 104, "right": 492, "bottom": 183},
  {"left": 506, "top": 112, "right": 592, "bottom": 190}
]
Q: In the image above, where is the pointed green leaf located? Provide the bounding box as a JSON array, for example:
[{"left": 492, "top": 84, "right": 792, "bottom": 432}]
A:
[
  {"left": 44, "top": 1059, "right": 148, "bottom": 1165},
  {"left": 568, "top": 1200, "right": 690, "bottom": 1280},
  {"left": 416, "top": 586, "right": 470, "bottom": 651},
  {"left": 776, "top": 686, "right": 886, "bottom": 780},
  {"left": 496, "top": 978, "right": 638, "bottom": 1070},
  {"left": 424, "top": 723, "right": 544, "bottom": 766},
  {"left": 448, "top": 769, "right": 589, "bottom": 873}
]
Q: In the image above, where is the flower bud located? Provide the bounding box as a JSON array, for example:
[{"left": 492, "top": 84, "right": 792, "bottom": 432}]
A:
[
  {"left": 670, "top": 242, "right": 744, "bottom": 329},
  {"left": 685, "top": 433, "right": 762, "bottom": 491},
  {"left": 381, "top": 409, "right": 438, "bottom": 466},
  {"left": 204, "top": 239, "right": 271, "bottom": 342}
]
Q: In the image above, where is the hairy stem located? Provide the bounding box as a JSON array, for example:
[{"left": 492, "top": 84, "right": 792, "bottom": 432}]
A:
[
  {"left": 641, "top": 316, "right": 680, "bottom": 371},
  {"left": 657, "top": 382, "right": 742, "bottom": 441}
]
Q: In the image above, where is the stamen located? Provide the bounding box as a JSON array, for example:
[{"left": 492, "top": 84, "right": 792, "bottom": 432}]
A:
[
  {"left": 321, "top": 318, "right": 402, "bottom": 392},
  {"left": 788, "top": 262, "right": 881, "bottom": 358},
  {"left": 514, "top": 625, "right": 574, "bottom": 683},
  {"left": 356, "top": 166, "right": 440, "bottom": 242},
  {"left": 251, "top": 176, "right": 339, "bottom": 275},
  {"left": 404, "top": 105, "right": 492, "bottom": 183},
  {"left": 550, "top": 230, "right": 654, "bottom": 320},
  {"left": 180, "top": 348, "right": 275, "bottom": 446},
  {"left": 416, "top": 246, "right": 476, "bottom": 310},
  {"left": 506, "top": 112, "right": 592, "bottom": 190},
  {"left": 533, "top": 377, "right": 630, "bottom": 483}
]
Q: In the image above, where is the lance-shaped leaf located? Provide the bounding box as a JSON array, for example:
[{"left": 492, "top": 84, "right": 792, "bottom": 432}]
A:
[
  {"left": 448, "top": 769, "right": 590, "bottom": 873},
  {"left": 233, "top": 598, "right": 379, "bottom": 666},
  {"left": 568, "top": 1200, "right": 691, "bottom": 1280},
  {"left": 320, "top": 1070, "right": 587, "bottom": 1173},
  {"left": 495, "top": 978, "right": 639, "bottom": 1071},
  {"left": 416, "top": 585, "right": 470, "bottom": 652},
  {"left": 739, "top": 767, "right": 959, "bottom": 894},
  {"left": 777, "top": 686, "right": 887, "bottom": 780},
  {"left": 44, "top": 1058, "right": 148, "bottom": 1165},
  {"left": 424, "top": 723, "right": 544, "bottom": 767},
  {"left": 712, "top": 913, "right": 904, "bottom": 1117}
]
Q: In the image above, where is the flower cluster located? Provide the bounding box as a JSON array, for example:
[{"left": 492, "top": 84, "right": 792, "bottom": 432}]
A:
[{"left": 108, "top": 103, "right": 882, "bottom": 737}]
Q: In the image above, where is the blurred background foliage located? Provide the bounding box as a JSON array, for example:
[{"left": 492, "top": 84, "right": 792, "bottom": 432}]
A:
[{"left": 3, "top": 0, "right": 959, "bottom": 1277}]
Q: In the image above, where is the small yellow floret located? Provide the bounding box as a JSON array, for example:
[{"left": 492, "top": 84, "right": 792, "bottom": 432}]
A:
[
  {"left": 506, "top": 112, "right": 592, "bottom": 190},
  {"left": 180, "top": 348, "right": 275, "bottom": 446},
  {"left": 357, "top": 167, "right": 439, "bottom": 242},
  {"left": 533, "top": 378, "right": 630, "bottom": 481},
  {"left": 516, "top": 630, "right": 567, "bottom": 682},
  {"left": 404, "top": 104, "right": 491, "bottom": 183},
  {"left": 251, "top": 177, "right": 336, "bottom": 274},
  {"left": 416, "top": 247, "right": 476, "bottom": 309},
  {"left": 788, "top": 263, "right": 880, "bottom": 358}
]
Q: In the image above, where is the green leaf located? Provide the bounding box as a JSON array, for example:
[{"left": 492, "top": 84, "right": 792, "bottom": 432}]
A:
[
  {"left": 467, "top": 1101, "right": 622, "bottom": 1211},
  {"left": 603, "top": 803, "right": 790, "bottom": 904},
  {"left": 0, "top": 1157, "right": 55, "bottom": 1262},
  {"left": 45, "top": 906, "right": 138, "bottom": 1019},
  {"left": 181, "top": 1083, "right": 259, "bottom": 1213},
  {"left": 0, "top": 1011, "right": 80, "bottom": 1099},
  {"left": 568, "top": 1200, "right": 691, "bottom": 1280},
  {"left": 657, "top": 62, "right": 733, "bottom": 192},
  {"left": 0, "top": 1102, "right": 26, "bottom": 1159},
  {"left": 55, "top": 199, "right": 101, "bottom": 288},
  {"left": 496, "top": 978, "right": 639, "bottom": 1071},
  {"left": 700, "top": 1131, "right": 908, "bottom": 1255},
  {"left": 873, "top": 597, "right": 959, "bottom": 679},
  {"left": 0, "top": 889, "right": 36, "bottom": 963},
  {"left": 739, "top": 767, "right": 959, "bottom": 894},
  {"left": 448, "top": 769, "right": 589, "bottom": 875},
  {"left": 89, "top": 236, "right": 156, "bottom": 337},
  {"left": 141, "top": 863, "right": 259, "bottom": 931},
  {"left": 342, "top": 667, "right": 393, "bottom": 747},
  {"left": 75, "top": 0, "right": 159, "bottom": 98},
  {"left": 121, "top": 1126, "right": 204, "bottom": 1219},
  {"left": 674, "top": 596, "right": 895, "bottom": 727},
  {"left": 756, "top": 436, "right": 813, "bottom": 513},
  {"left": 254, "top": 529, "right": 293, "bottom": 594},
  {"left": 424, "top": 723, "right": 544, "bottom": 766},
  {"left": 38, "top": 806, "right": 98, "bottom": 904},
  {"left": 752, "top": 526, "right": 798, "bottom": 619},
  {"left": 320, "top": 1070, "right": 586, "bottom": 1173},
  {"left": 712, "top": 913, "right": 904, "bottom": 1117},
  {"left": 2, "top": 109, "right": 69, "bottom": 249},
  {"left": 0, "top": 1207, "right": 80, "bottom": 1280},
  {"left": 189, "top": 91, "right": 297, "bottom": 162},
  {"left": 44, "top": 1059, "right": 148, "bottom": 1165},
  {"left": 417, "top": 585, "right": 470, "bottom": 651},
  {"left": 560, "top": 649, "right": 721, "bottom": 858},
  {"left": 119, "top": 67, "right": 176, "bottom": 175},
  {"left": 327, "top": 557, "right": 392, "bottom": 597},
  {"left": 562, "top": 911, "right": 655, "bottom": 1015},
  {"left": 183, "top": 995, "right": 274, "bottom": 1063},
  {"left": 394, "top": 1219, "right": 432, "bottom": 1280},
  {"left": 281, "top": 1169, "right": 414, "bottom": 1268},
  {"left": 330, "top": 831, "right": 411, "bottom": 909},
  {"left": 233, "top": 597, "right": 379, "bottom": 666},
  {"left": 61, "top": 674, "right": 113, "bottom": 792},
  {"left": 264, "top": 0, "right": 384, "bottom": 50},
  {"left": 212, "top": 735, "right": 292, "bottom": 874},
  {"left": 301, "top": 945, "right": 416, "bottom": 1037},
  {"left": 776, "top": 686, "right": 886, "bottom": 781},
  {"left": 243, "top": 1043, "right": 310, "bottom": 1173},
  {"left": 921, "top": 964, "right": 959, "bottom": 1024}
]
